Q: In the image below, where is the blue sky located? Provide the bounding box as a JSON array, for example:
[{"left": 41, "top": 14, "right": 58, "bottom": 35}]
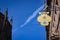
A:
[{"left": 0, "top": 0, "right": 46, "bottom": 40}]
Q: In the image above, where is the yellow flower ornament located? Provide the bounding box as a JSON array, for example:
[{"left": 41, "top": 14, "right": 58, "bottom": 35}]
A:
[{"left": 37, "top": 12, "right": 52, "bottom": 26}]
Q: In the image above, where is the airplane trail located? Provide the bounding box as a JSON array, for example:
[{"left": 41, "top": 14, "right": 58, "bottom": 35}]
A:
[
  {"left": 12, "top": 4, "right": 46, "bottom": 34},
  {"left": 20, "top": 4, "right": 46, "bottom": 27}
]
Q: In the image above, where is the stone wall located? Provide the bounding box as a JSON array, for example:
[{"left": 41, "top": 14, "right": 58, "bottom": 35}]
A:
[{"left": 48, "top": 0, "right": 60, "bottom": 40}]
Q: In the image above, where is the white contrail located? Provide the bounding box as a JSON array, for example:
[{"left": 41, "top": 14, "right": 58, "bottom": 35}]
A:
[
  {"left": 20, "top": 4, "right": 46, "bottom": 27},
  {"left": 12, "top": 4, "right": 46, "bottom": 34}
]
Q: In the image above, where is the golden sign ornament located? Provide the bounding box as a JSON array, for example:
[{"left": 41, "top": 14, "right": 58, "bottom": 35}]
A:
[{"left": 37, "top": 12, "right": 52, "bottom": 26}]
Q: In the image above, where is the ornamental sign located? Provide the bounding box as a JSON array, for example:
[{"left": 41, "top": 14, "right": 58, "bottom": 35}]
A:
[{"left": 37, "top": 12, "right": 52, "bottom": 26}]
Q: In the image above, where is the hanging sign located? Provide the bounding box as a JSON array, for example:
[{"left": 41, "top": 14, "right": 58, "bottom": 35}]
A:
[{"left": 37, "top": 12, "right": 52, "bottom": 26}]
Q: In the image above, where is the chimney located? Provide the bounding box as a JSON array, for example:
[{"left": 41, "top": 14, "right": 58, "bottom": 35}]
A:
[
  {"left": 10, "top": 17, "right": 13, "bottom": 26},
  {"left": 4, "top": 8, "right": 8, "bottom": 19}
]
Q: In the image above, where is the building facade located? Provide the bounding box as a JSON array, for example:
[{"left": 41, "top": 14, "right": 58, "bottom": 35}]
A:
[
  {"left": 46, "top": 0, "right": 60, "bottom": 40},
  {"left": 0, "top": 9, "right": 12, "bottom": 40}
]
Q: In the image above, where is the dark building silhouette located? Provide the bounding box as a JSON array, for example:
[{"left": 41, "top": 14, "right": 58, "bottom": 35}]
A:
[{"left": 0, "top": 9, "right": 12, "bottom": 40}]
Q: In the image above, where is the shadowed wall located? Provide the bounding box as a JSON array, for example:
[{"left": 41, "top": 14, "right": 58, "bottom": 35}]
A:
[{"left": 0, "top": 11, "right": 12, "bottom": 40}]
